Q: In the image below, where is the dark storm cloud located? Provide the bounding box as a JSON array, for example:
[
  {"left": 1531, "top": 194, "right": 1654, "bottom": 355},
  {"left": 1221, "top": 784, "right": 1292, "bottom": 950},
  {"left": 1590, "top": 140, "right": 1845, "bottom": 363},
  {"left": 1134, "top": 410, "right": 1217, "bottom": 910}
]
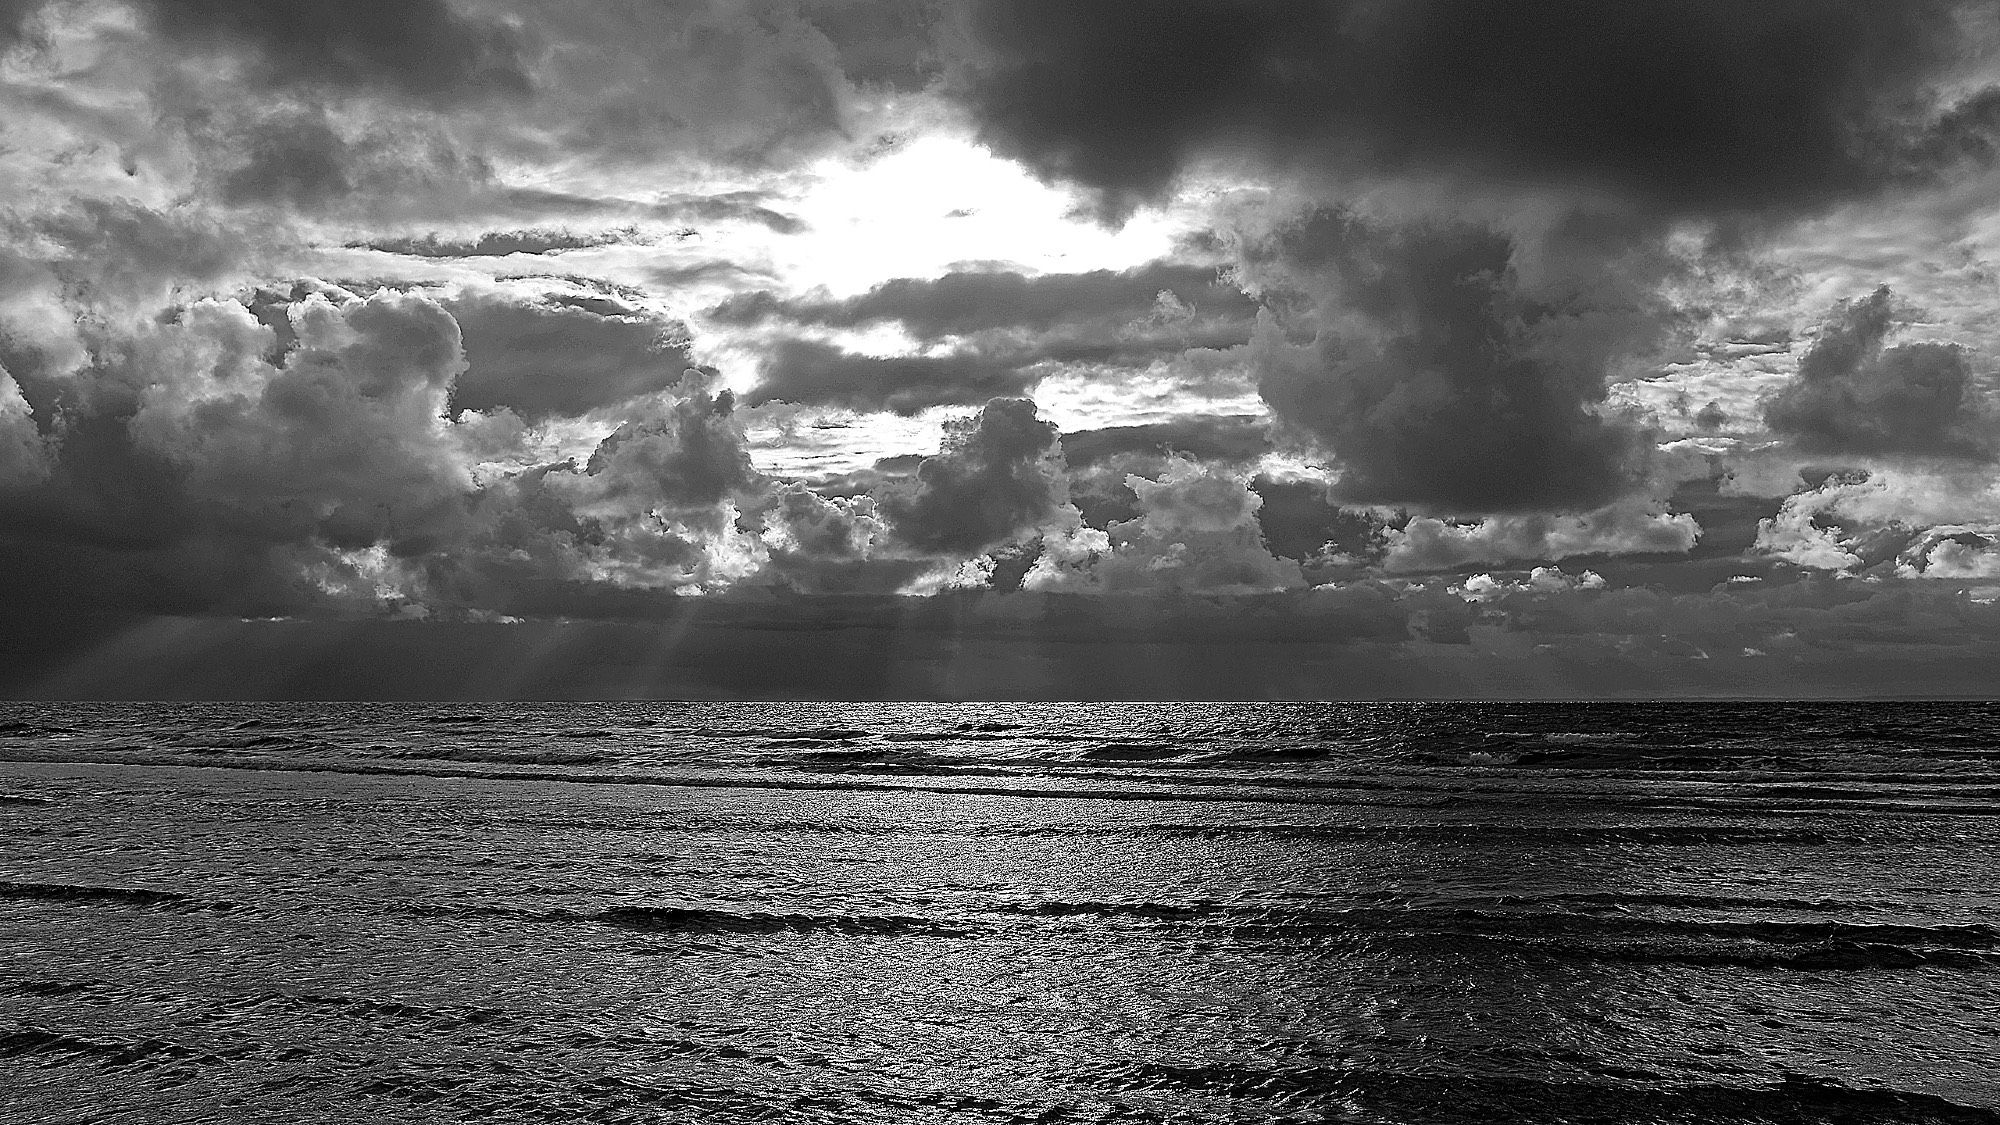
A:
[
  {"left": 149, "top": 0, "right": 530, "bottom": 101},
  {"left": 0, "top": 0, "right": 40, "bottom": 44},
  {"left": 220, "top": 114, "right": 356, "bottom": 209},
  {"left": 1058, "top": 415, "right": 1270, "bottom": 468},
  {"left": 954, "top": 0, "right": 1995, "bottom": 218},
  {"left": 801, "top": 0, "right": 943, "bottom": 90},
  {"left": 356, "top": 228, "right": 640, "bottom": 259},
  {"left": 746, "top": 338, "right": 1041, "bottom": 415},
  {"left": 1253, "top": 209, "right": 1654, "bottom": 512},
  {"left": 709, "top": 261, "right": 1252, "bottom": 338},
  {"left": 1763, "top": 287, "right": 1986, "bottom": 458},
  {"left": 444, "top": 289, "right": 697, "bottom": 422},
  {"left": 881, "top": 397, "right": 1065, "bottom": 554},
  {"left": 1248, "top": 476, "right": 1385, "bottom": 563},
  {"left": 212, "top": 111, "right": 495, "bottom": 215}
]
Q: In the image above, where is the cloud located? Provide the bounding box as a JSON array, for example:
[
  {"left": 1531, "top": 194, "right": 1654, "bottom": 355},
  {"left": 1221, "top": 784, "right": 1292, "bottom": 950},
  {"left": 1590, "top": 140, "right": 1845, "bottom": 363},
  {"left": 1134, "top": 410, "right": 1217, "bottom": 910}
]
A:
[
  {"left": 1382, "top": 499, "right": 1699, "bottom": 574},
  {"left": 652, "top": 191, "right": 807, "bottom": 235},
  {"left": 0, "top": 371, "right": 50, "bottom": 488},
  {"left": 203, "top": 107, "right": 501, "bottom": 218},
  {"left": 557, "top": 383, "right": 761, "bottom": 516},
  {"left": 1898, "top": 525, "right": 2000, "bottom": 579},
  {"left": 0, "top": 0, "right": 38, "bottom": 44},
  {"left": 0, "top": 268, "right": 799, "bottom": 620},
  {"left": 881, "top": 396, "right": 1067, "bottom": 554},
  {"left": 1246, "top": 475, "right": 1385, "bottom": 564},
  {"left": 126, "top": 290, "right": 472, "bottom": 550},
  {"left": 744, "top": 481, "right": 943, "bottom": 593},
  {"left": 724, "top": 262, "right": 1263, "bottom": 414},
  {"left": 1249, "top": 210, "right": 1659, "bottom": 512},
  {"left": 1754, "top": 467, "right": 2000, "bottom": 573},
  {"left": 15, "top": 200, "right": 245, "bottom": 331},
  {"left": 442, "top": 285, "right": 697, "bottom": 422},
  {"left": 1763, "top": 286, "right": 1986, "bottom": 457},
  {"left": 1457, "top": 566, "right": 1606, "bottom": 601},
  {"left": 1028, "top": 454, "right": 1304, "bottom": 593},
  {"left": 148, "top": 0, "right": 530, "bottom": 101},
  {"left": 477, "top": 0, "right": 863, "bottom": 169},
  {"left": 951, "top": 0, "right": 1997, "bottom": 220},
  {"left": 217, "top": 112, "right": 366, "bottom": 210},
  {"left": 1058, "top": 415, "right": 1270, "bottom": 468},
  {"left": 746, "top": 337, "right": 1042, "bottom": 415},
  {"left": 356, "top": 228, "right": 642, "bottom": 259},
  {"left": 710, "top": 260, "right": 1253, "bottom": 338}
]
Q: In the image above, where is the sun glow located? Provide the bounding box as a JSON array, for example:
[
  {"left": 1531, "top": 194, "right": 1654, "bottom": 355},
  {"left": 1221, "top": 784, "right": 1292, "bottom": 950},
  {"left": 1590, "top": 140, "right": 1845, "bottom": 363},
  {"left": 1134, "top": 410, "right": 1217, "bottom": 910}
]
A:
[{"left": 775, "top": 134, "right": 1179, "bottom": 294}]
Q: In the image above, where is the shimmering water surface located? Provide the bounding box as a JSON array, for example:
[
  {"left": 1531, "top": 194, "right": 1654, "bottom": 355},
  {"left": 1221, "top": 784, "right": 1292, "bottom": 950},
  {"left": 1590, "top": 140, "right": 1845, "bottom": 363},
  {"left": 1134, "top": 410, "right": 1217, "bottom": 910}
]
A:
[{"left": 3, "top": 702, "right": 1999, "bottom": 1123}]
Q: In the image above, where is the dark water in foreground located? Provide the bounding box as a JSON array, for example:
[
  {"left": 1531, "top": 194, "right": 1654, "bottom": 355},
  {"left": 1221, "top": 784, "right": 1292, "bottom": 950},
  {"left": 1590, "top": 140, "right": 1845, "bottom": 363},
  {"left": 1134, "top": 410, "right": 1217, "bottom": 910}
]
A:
[{"left": 2, "top": 702, "right": 1999, "bottom": 1124}]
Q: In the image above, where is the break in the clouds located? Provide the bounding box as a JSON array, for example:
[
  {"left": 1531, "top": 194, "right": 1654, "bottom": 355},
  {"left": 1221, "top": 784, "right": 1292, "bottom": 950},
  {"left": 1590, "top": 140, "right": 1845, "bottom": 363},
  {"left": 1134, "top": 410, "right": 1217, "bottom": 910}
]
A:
[{"left": 3, "top": 0, "right": 2000, "bottom": 696}]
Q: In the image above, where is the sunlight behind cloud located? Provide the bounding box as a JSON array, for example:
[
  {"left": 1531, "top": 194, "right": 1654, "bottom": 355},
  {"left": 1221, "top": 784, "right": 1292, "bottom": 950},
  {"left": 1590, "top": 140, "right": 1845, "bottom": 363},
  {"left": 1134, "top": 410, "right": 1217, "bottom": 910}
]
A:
[{"left": 776, "top": 134, "right": 1178, "bottom": 293}]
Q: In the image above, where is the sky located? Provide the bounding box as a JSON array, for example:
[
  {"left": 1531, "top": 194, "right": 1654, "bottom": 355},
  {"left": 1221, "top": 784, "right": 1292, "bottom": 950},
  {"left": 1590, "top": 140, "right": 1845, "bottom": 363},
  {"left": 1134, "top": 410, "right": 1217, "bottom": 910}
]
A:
[{"left": 5, "top": 0, "right": 2000, "bottom": 698}]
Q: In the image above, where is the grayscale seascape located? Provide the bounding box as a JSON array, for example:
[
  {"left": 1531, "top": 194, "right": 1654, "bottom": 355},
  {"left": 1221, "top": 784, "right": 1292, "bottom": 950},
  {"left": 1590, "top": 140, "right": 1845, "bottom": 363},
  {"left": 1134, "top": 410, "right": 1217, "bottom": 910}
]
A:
[
  {"left": 10, "top": 0, "right": 2000, "bottom": 1120},
  {"left": 5, "top": 702, "right": 1998, "bottom": 1123}
]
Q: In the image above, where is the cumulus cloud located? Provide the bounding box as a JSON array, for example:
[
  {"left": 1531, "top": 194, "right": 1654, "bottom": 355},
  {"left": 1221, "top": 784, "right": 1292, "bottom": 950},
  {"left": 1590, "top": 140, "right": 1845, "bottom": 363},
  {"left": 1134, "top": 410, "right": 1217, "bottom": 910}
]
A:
[
  {"left": 952, "top": 0, "right": 1997, "bottom": 220},
  {"left": 1763, "top": 286, "right": 1986, "bottom": 457},
  {"left": 4, "top": 0, "right": 1998, "bottom": 666},
  {"left": 0, "top": 372, "right": 50, "bottom": 488},
  {"left": 1754, "top": 467, "right": 2000, "bottom": 574},
  {"left": 1028, "top": 454, "right": 1303, "bottom": 593},
  {"left": 1247, "top": 475, "right": 1386, "bottom": 566},
  {"left": 1248, "top": 210, "right": 1660, "bottom": 512},
  {"left": 1382, "top": 500, "right": 1699, "bottom": 574},
  {"left": 127, "top": 290, "right": 472, "bottom": 549},
  {"left": 1898, "top": 526, "right": 2000, "bottom": 579},
  {"left": 881, "top": 396, "right": 1067, "bottom": 554},
  {"left": 1457, "top": 567, "right": 1606, "bottom": 601},
  {"left": 443, "top": 285, "right": 698, "bottom": 422}
]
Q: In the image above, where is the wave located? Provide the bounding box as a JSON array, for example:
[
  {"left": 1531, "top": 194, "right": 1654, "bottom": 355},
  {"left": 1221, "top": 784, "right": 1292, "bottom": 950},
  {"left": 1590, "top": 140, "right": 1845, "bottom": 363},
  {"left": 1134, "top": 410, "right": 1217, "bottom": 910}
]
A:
[
  {"left": 0, "top": 721, "right": 73, "bottom": 737},
  {"left": 0, "top": 880, "right": 226, "bottom": 911},
  {"left": 985, "top": 900, "right": 2000, "bottom": 970},
  {"left": 0, "top": 1027, "right": 216, "bottom": 1069},
  {"left": 370, "top": 746, "right": 612, "bottom": 767},
  {"left": 3, "top": 979, "right": 96, "bottom": 997},
  {"left": 1078, "top": 741, "right": 1190, "bottom": 760},
  {"left": 592, "top": 905, "right": 967, "bottom": 937},
  {"left": 1091, "top": 1064, "right": 2000, "bottom": 1123}
]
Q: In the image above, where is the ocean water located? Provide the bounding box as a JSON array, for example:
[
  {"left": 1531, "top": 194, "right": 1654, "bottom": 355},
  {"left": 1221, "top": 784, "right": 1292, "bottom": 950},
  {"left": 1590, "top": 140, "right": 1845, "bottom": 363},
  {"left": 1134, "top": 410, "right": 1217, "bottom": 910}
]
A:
[{"left": 2, "top": 701, "right": 1998, "bottom": 1124}]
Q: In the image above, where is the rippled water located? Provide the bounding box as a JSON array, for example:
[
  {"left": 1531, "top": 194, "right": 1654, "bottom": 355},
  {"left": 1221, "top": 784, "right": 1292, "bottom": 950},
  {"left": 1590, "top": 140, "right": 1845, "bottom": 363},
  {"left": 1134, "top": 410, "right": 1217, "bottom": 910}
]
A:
[{"left": 3, "top": 702, "right": 1999, "bottom": 1123}]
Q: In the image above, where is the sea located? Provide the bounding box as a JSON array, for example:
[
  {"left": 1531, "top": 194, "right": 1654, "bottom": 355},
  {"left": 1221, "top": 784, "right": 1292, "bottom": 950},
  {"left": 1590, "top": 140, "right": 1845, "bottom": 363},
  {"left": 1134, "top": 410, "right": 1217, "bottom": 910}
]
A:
[{"left": 2, "top": 702, "right": 1998, "bottom": 1124}]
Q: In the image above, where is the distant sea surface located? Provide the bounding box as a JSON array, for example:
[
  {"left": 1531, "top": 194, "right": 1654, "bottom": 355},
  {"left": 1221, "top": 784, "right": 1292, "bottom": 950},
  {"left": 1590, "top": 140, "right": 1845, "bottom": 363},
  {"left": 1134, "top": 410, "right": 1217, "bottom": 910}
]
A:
[{"left": 3, "top": 702, "right": 1999, "bottom": 1124}]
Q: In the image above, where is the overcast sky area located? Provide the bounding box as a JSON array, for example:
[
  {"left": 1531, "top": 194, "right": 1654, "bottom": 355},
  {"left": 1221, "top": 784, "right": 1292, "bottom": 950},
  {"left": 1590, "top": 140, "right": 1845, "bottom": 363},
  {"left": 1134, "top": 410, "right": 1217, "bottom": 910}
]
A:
[{"left": 6, "top": 0, "right": 2000, "bottom": 697}]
